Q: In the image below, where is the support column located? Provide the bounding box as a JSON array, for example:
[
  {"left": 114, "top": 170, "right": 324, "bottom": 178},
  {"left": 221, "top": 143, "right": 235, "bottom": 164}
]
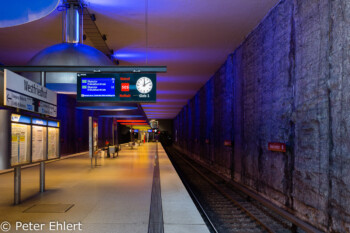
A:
[
  {"left": 40, "top": 162, "right": 45, "bottom": 192},
  {"left": 112, "top": 121, "right": 115, "bottom": 146},
  {"left": 14, "top": 166, "right": 21, "bottom": 205},
  {"left": 89, "top": 116, "right": 93, "bottom": 167},
  {"left": 40, "top": 71, "right": 46, "bottom": 86},
  {"left": 39, "top": 71, "right": 46, "bottom": 193}
]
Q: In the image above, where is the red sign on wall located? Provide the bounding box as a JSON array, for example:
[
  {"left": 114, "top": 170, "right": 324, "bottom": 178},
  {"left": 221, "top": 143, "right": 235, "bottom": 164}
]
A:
[
  {"left": 224, "top": 140, "right": 232, "bottom": 146},
  {"left": 268, "top": 142, "right": 286, "bottom": 152},
  {"left": 121, "top": 83, "right": 130, "bottom": 92}
]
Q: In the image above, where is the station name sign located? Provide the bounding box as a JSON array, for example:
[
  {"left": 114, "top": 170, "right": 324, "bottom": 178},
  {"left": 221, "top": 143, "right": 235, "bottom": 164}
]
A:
[
  {"left": 24, "top": 80, "right": 48, "bottom": 98},
  {"left": 0, "top": 69, "right": 57, "bottom": 117},
  {"left": 77, "top": 73, "right": 156, "bottom": 102}
]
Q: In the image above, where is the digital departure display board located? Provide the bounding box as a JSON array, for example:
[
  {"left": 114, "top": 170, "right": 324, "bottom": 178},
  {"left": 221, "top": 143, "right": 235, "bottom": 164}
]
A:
[
  {"left": 81, "top": 78, "right": 115, "bottom": 97},
  {"left": 77, "top": 73, "right": 156, "bottom": 102}
]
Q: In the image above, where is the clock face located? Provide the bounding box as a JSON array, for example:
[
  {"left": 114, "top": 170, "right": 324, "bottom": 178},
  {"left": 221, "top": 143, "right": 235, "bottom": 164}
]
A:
[{"left": 136, "top": 77, "right": 153, "bottom": 94}]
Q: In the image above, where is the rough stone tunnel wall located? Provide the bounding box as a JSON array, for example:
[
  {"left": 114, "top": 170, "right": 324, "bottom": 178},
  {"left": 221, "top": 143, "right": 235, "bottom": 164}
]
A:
[{"left": 173, "top": 0, "right": 350, "bottom": 231}]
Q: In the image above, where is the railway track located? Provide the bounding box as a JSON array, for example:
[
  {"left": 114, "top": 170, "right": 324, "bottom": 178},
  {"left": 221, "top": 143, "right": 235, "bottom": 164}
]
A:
[{"left": 164, "top": 146, "right": 319, "bottom": 233}]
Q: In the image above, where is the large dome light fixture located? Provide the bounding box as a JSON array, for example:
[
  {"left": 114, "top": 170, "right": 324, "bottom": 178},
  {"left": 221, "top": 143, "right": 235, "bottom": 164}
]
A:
[{"left": 26, "top": 0, "right": 114, "bottom": 90}]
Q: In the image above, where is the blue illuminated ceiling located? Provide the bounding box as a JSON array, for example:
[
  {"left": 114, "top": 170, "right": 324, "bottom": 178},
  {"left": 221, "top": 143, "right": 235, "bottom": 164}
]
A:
[
  {"left": 99, "top": 115, "right": 144, "bottom": 118},
  {"left": 0, "top": 0, "right": 59, "bottom": 28},
  {"left": 0, "top": 0, "right": 280, "bottom": 119},
  {"left": 75, "top": 106, "right": 138, "bottom": 111}
]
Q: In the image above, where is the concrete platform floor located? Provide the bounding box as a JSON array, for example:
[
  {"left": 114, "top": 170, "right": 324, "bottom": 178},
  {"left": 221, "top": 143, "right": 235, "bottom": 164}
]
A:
[{"left": 0, "top": 143, "right": 209, "bottom": 233}]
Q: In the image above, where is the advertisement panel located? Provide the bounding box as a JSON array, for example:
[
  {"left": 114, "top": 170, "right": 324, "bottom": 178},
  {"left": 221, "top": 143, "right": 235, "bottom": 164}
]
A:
[{"left": 11, "top": 123, "right": 31, "bottom": 166}]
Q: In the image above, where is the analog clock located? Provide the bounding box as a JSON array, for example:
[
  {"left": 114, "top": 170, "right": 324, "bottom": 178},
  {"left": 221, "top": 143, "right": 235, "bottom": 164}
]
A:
[{"left": 136, "top": 77, "right": 153, "bottom": 94}]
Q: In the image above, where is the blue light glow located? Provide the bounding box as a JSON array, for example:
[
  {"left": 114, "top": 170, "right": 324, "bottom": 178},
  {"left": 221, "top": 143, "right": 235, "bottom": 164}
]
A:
[
  {"left": 76, "top": 106, "right": 137, "bottom": 111},
  {"left": 142, "top": 104, "right": 184, "bottom": 108},
  {"left": 99, "top": 115, "right": 144, "bottom": 118},
  {"left": 144, "top": 109, "right": 179, "bottom": 112},
  {"left": 157, "top": 90, "right": 195, "bottom": 95},
  {"left": 156, "top": 99, "right": 188, "bottom": 103},
  {"left": 0, "top": 0, "right": 59, "bottom": 28},
  {"left": 157, "top": 76, "right": 203, "bottom": 83},
  {"left": 112, "top": 52, "right": 145, "bottom": 59},
  {"left": 147, "top": 113, "right": 173, "bottom": 116}
]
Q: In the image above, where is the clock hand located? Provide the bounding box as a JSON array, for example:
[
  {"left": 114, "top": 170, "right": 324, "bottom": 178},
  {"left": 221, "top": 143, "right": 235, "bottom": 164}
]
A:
[
  {"left": 143, "top": 78, "right": 145, "bottom": 86},
  {"left": 144, "top": 82, "right": 151, "bottom": 85}
]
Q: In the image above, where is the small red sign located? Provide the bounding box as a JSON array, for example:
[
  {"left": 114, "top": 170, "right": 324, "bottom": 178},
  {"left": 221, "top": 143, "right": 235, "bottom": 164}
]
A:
[
  {"left": 121, "top": 83, "right": 129, "bottom": 92},
  {"left": 120, "top": 94, "right": 131, "bottom": 98},
  {"left": 268, "top": 142, "right": 286, "bottom": 152},
  {"left": 224, "top": 140, "right": 232, "bottom": 146}
]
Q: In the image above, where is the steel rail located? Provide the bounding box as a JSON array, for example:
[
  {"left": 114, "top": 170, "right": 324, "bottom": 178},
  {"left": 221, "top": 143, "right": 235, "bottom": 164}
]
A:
[
  {"left": 171, "top": 148, "right": 323, "bottom": 233},
  {"left": 164, "top": 147, "right": 219, "bottom": 233},
  {"left": 227, "top": 181, "right": 323, "bottom": 233},
  {"left": 169, "top": 148, "right": 275, "bottom": 233}
]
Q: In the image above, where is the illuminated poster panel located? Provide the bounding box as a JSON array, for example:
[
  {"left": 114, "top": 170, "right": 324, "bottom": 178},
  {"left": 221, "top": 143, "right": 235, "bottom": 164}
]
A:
[
  {"left": 48, "top": 127, "right": 59, "bottom": 159},
  {"left": 32, "top": 126, "right": 47, "bottom": 162},
  {"left": 93, "top": 121, "right": 98, "bottom": 150},
  {"left": 11, "top": 123, "right": 31, "bottom": 165}
]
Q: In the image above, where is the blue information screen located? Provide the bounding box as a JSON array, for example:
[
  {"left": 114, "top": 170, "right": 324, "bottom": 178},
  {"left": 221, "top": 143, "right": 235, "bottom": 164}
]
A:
[
  {"left": 77, "top": 73, "right": 156, "bottom": 102},
  {"left": 81, "top": 78, "right": 115, "bottom": 97}
]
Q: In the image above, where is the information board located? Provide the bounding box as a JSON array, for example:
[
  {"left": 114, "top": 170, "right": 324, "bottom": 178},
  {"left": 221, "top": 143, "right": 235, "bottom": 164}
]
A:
[
  {"left": 0, "top": 110, "right": 61, "bottom": 170},
  {"left": 32, "top": 126, "right": 47, "bottom": 162},
  {"left": 11, "top": 123, "right": 31, "bottom": 166},
  {"left": 48, "top": 127, "right": 59, "bottom": 159},
  {"left": 77, "top": 73, "right": 156, "bottom": 102}
]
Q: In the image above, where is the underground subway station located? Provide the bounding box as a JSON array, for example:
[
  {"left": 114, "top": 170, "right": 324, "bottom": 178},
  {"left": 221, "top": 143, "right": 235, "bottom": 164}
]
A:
[{"left": 0, "top": 0, "right": 349, "bottom": 233}]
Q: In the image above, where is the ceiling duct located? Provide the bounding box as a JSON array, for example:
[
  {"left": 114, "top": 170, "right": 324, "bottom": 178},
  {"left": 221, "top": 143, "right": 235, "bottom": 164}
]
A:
[
  {"left": 65, "top": 1, "right": 80, "bottom": 43},
  {"left": 26, "top": 0, "right": 114, "bottom": 92}
]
